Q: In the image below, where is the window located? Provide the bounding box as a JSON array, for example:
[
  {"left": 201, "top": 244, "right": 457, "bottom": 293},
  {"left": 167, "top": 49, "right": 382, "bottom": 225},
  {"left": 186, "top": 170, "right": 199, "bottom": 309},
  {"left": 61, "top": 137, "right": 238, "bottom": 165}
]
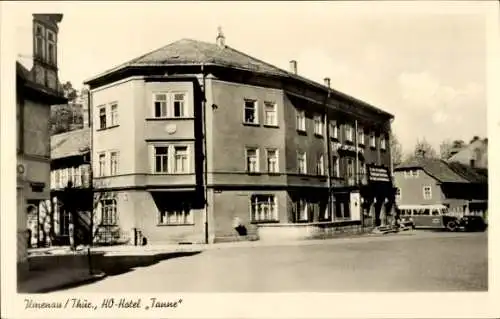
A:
[
  {"left": 396, "top": 188, "right": 401, "bottom": 201},
  {"left": 345, "top": 124, "right": 353, "bottom": 142},
  {"left": 266, "top": 149, "right": 279, "bottom": 173},
  {"left": 296, "top": 109, "right": 306, "bottom": 131},
  {"left": 380, "top": 135, "right": 386, "bottom": 150},
  {"left": 297, "top": 151, "right": 307, "bottom": 174},
  {"left": 330, "top": 121, "right": 339, "bottom": 139},
  {"left": 46, "top": 29, "right": 56, "bottom": 64},
  {"left": 110, "top": 152, "right": 119, "bottom": 175},
  {"left": 246, "top": 147, "right": 259, "bottom": 173},
  {"left": 74, "top": 166, "right": 81, "bottom": 187},
  {"left": 174, "top": 146, "right": 188, "bottom": 173},
  {"left": 98, "top": 153, "right": 106, "bottom": 177},
  {"left": 173, "top": 93, "right": 186, "bottom": 117},
  {"left": 412, "top": 169, "right": 419, "bottom": 177},
  {"left": 34, "top": 24, "right": 45, "bottom": 59},
  {"left": 98, "top": 106, "right": 106, "bottom": 130},
  {"left": 154, "top": 93, "right": 168, "bottom": 118},
  {"left": 159, "top": 202, "right": 193, "bottom": 225},
  {"left": 316, "top": 154, "right": 324, "bottom": 175},
  {"left": 295, "top": 199, "right": 309, "bottom": 222},
  {"left": 251, "top": 195, "right": 278, "bottom": 222},
  {"left": 347, "top": 158, "right": 354, "bottom": 185},
  {"left": 358, "top": 129, "right": 365, "bottom": 145},
  {"left": 264, "top": 101, "right": 277, "bottom": 126},
  {"left": 244, "top": 99, "right": 258, "bottom": 124},
  {"left": 332, "top": 156, "right": 340, "bottom": 177},
  {"left": 154, "top": 147, "right": 169, "bottom": 173},
  {"left": 110, "top": 103, "right": 118, "bottom": 126},
  {"left": 359, "top": 162, "right": 366, "bottom": 182},
  {"left": 314, "top": 115, "right": 323, "bottom": 135},
  {"left": 370, "top": 133, "right": 376, "bottom": 148},
  {"left": 100, "top": 197, "right": 117, "bottom": 226},
  {"left": 423, "top": 186, "right": 432, "bottom": 200}
]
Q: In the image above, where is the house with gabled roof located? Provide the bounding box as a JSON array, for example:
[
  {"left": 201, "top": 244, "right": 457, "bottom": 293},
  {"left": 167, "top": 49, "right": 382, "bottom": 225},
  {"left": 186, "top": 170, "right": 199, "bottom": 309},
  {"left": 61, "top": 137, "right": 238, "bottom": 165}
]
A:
[
  {"left": 83, "top": 29, "right": 396, "bottom": 244},
  {"left": 394, "top": 158, "right": 488, "bottom": 218}
]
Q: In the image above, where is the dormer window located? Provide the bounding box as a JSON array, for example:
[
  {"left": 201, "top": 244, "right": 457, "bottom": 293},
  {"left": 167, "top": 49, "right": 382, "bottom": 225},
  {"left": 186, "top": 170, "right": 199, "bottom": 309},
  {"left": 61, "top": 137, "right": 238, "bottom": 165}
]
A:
[
  {"left": 46, "top": 29, "right": 57, "bottom": 65},
  {"left": 34, "top": 23, "right": 46, "bottom": 60}
]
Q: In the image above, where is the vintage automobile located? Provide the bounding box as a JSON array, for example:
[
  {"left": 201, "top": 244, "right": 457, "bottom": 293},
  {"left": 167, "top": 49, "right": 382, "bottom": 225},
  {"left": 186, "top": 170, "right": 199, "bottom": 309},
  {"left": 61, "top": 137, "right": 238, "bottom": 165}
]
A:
[
  {"left": 459, "top": 215, "right": 487, "bottom": 232},
  {"left": 396, "top": 205, "right": 460, "bottom": 231}
]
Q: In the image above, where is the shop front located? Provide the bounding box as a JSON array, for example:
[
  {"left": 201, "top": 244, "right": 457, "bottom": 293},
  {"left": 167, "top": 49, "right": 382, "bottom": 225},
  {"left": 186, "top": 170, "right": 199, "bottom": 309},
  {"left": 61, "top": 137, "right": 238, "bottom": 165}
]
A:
[{"left": 361, "top": 165, "right": 397, "bottom": 228}]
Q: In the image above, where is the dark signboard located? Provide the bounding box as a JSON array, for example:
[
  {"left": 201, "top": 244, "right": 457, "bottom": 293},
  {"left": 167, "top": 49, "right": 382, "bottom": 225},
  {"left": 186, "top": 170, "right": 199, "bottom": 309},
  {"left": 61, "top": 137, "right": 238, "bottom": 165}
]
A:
[{"left": 367, "top": 165, "right": 391, "bottom": 183}]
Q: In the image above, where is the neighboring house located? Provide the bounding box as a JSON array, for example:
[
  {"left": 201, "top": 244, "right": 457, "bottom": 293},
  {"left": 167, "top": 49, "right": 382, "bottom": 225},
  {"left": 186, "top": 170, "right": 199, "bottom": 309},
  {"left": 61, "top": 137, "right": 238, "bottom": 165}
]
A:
[
  {"left": 17, "top": 14, "right": 66, "bottom": 273},
  {"left": 83, "top": 29, "right": 395, "bottom": 244},
  {"left": 50, "top": 128, "right": 92, "bottom": 245},
  {"left": 447, "top": 138, "right": 488, "bottom": 169},
  {"left": 394, "top": 158, "right": 488, "bottom": 218}
]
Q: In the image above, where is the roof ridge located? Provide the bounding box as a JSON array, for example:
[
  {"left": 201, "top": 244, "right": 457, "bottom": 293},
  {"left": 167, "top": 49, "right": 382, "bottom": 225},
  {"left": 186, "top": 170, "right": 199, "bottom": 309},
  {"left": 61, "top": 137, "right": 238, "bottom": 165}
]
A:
[{"left": 51, "top": 127, "right": 90, "bottom": 139}]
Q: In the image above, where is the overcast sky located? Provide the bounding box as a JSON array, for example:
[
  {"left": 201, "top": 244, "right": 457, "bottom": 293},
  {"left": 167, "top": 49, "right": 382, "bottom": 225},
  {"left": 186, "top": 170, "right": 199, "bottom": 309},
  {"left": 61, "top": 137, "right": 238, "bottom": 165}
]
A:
[{"left": 10, "top": 1, "right": 491, "bottom": 154}]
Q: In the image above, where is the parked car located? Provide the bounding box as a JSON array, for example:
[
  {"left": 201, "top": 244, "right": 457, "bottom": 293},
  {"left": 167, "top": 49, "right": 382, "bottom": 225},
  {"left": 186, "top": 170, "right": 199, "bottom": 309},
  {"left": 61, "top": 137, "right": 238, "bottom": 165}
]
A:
[{"left": 459, "top": 216, "right": 487, "bottom": 232}]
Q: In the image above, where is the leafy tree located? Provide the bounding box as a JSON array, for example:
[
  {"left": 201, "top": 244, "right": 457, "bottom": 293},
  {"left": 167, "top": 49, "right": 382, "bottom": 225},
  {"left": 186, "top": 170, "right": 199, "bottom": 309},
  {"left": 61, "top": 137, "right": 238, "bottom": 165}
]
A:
[
  {"left": 389, "top": 132, "right": 403, "bottom": 166},
  {"left": 412, "top": 138, "right": 437, "bottom": 159},
  {"left": 62, "top": 81, "right": 78, "bottom": 101}
]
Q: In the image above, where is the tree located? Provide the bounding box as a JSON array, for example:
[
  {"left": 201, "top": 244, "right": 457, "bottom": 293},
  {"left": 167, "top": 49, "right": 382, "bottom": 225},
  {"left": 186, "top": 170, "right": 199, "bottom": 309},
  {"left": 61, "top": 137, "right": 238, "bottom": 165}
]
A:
[
  {"left": 390, "top": 132, "right": 403, "bottom": 166},
  {"left": 439, "top": 139, "right": 454, "bottom": 160},
  {"left": 412, "top": 138, "right": 437, "bottom": 159},
  {"left": 62, "top": 81, "right": 78, "bottom": 101}
]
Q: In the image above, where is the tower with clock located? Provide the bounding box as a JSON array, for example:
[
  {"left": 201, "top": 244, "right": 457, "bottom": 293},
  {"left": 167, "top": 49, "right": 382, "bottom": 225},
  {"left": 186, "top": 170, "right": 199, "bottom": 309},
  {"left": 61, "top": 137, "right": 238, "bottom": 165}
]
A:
[{"left": 31, "top": 14, "right": 63, "bottom": 93}]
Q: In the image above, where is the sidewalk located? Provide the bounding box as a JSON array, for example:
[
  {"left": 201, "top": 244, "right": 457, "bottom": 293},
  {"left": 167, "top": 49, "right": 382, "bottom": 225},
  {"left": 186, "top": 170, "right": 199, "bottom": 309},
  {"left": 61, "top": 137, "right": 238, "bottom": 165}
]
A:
[{"left": 18, "top": 268, "right": 106, "bottom": 293}]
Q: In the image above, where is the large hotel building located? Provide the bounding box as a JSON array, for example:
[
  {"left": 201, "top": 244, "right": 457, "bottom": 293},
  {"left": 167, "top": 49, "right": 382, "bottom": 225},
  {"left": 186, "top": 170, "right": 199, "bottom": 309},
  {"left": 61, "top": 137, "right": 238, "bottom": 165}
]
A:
[{"left": 84, "top": 30, "right": 396, "bottom": 244}]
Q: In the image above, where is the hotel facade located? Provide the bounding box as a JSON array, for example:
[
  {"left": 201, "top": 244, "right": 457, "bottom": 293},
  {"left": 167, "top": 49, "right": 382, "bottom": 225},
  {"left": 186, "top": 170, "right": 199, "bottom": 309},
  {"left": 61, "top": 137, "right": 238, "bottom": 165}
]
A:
[{"left": 84, "top": 31, "right": 395, "bottom": 244}]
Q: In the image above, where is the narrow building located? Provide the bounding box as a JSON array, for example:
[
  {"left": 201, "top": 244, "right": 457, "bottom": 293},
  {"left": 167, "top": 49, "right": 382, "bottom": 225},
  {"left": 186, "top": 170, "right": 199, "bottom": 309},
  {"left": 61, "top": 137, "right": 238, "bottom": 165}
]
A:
[
  {"left": 84, "top": 30, "right": 395, "bottom": 244},
  {"left": 17, "top": 14, "right": 66, "bottom": 275}
]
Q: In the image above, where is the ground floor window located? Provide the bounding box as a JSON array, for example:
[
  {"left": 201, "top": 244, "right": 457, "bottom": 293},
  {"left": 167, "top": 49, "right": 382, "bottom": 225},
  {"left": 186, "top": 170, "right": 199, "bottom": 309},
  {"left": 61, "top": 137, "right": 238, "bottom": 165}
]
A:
[
  {"left": 333, "top": 199, "right": 351, "bottom": 220},
  {"left": 251, "top": 194, "right": 278, "bottom": 222},
  {"left": 159, "top": 202, "right": 193, "bottom": 225},
  {"left": 100, "top": 197, "right": 117, "bottom": 226},
  {"left": 294, "top": 199, "right": 310, "bottom": 222}
]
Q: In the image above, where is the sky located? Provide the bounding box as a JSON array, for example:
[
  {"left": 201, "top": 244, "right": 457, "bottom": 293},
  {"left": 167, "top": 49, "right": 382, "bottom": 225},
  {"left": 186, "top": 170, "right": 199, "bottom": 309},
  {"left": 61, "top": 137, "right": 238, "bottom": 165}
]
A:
[{"left": 9, "top": 1, "right": 491, "bottom": 154}]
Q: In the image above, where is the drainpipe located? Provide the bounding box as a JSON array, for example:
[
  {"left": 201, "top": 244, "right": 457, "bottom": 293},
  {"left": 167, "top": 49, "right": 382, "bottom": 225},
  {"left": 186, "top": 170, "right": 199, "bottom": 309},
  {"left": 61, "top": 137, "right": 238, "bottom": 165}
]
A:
[
  {"left": 323, "top": 80, "right": 332, "bottom": 221},
  {"left": 87, "top": 88, "right": 94, "bottom": 275},
  {"left": 354, "top": 119, "right": 359, "bottom": 186},
  {"left": 201, "top": 64, "right": 209, "bottom": 244}
]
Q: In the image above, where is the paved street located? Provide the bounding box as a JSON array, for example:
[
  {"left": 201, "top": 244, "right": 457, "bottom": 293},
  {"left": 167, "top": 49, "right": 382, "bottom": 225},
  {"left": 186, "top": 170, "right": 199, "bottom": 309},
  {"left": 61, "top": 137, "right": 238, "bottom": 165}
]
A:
[{"left": 63, "top": 231, "right": 487, "bottom": 292}]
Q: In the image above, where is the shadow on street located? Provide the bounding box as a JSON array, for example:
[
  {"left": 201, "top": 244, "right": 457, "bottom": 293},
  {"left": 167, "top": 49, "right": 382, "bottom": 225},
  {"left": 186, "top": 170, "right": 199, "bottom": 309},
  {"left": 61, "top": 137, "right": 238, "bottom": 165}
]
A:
[{"left": 47, "top": 251, "right": 201, "bottom": 293}]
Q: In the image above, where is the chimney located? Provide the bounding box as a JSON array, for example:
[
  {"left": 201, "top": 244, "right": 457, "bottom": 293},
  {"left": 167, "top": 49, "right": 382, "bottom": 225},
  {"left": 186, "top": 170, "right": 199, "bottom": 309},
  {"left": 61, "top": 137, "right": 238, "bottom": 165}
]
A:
[
  {"left": 289, "top": 60, "right": 297, "bottom": 74},
  {"left": 324, "top": 77, "right": 331, "bottom": 88},
  {"left": 216, "top": 26, "right": 225, "bottom": 48}
]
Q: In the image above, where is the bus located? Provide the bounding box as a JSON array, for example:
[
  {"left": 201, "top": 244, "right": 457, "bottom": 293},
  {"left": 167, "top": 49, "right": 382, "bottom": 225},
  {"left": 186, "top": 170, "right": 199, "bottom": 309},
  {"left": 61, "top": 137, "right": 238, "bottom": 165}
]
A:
[{"left": 396, "top": 204, "right": 460, "bottom": 231}]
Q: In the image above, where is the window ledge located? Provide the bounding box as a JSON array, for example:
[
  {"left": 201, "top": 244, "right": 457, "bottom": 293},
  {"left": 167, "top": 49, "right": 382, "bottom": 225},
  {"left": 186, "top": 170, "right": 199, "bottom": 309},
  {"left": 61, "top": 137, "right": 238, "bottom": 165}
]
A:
[
  {"left": 267, "top": 172, "right": 281, "bottom": 176},
  {"left": 146, "top": 117, "right": 194, "bottom": 121},
  {"left": 370, "top": 146, "right": 377, "bottom": 149},
  {"left": 157, "top": 223, "right": 195, "bottom": 227},
  {"left": 380, "top": 148, "right": 387, "bottom": 152},
  {"left": 150, "top": 172, "right": 193, "bottom": 175},
  {"left": 251, "top": 220, "right": 280, "bottom": 224},
  {"left": 247, "top": 172, "right": 262, "bottom": 176},
  {"left": 296, "top": 129, "right": 307, "bottom": 135},
  {"left": 263, "top": 124, "right": 279, "bottom": 129},
  {"left": 243, "top": 122, "right": 260, "bottom": 127},
  {"left": 96, "top": 125, "right": 119, "bottom": 132},
  {"left": 314, "top": 133, "right": 324, "bottom": 138}
]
